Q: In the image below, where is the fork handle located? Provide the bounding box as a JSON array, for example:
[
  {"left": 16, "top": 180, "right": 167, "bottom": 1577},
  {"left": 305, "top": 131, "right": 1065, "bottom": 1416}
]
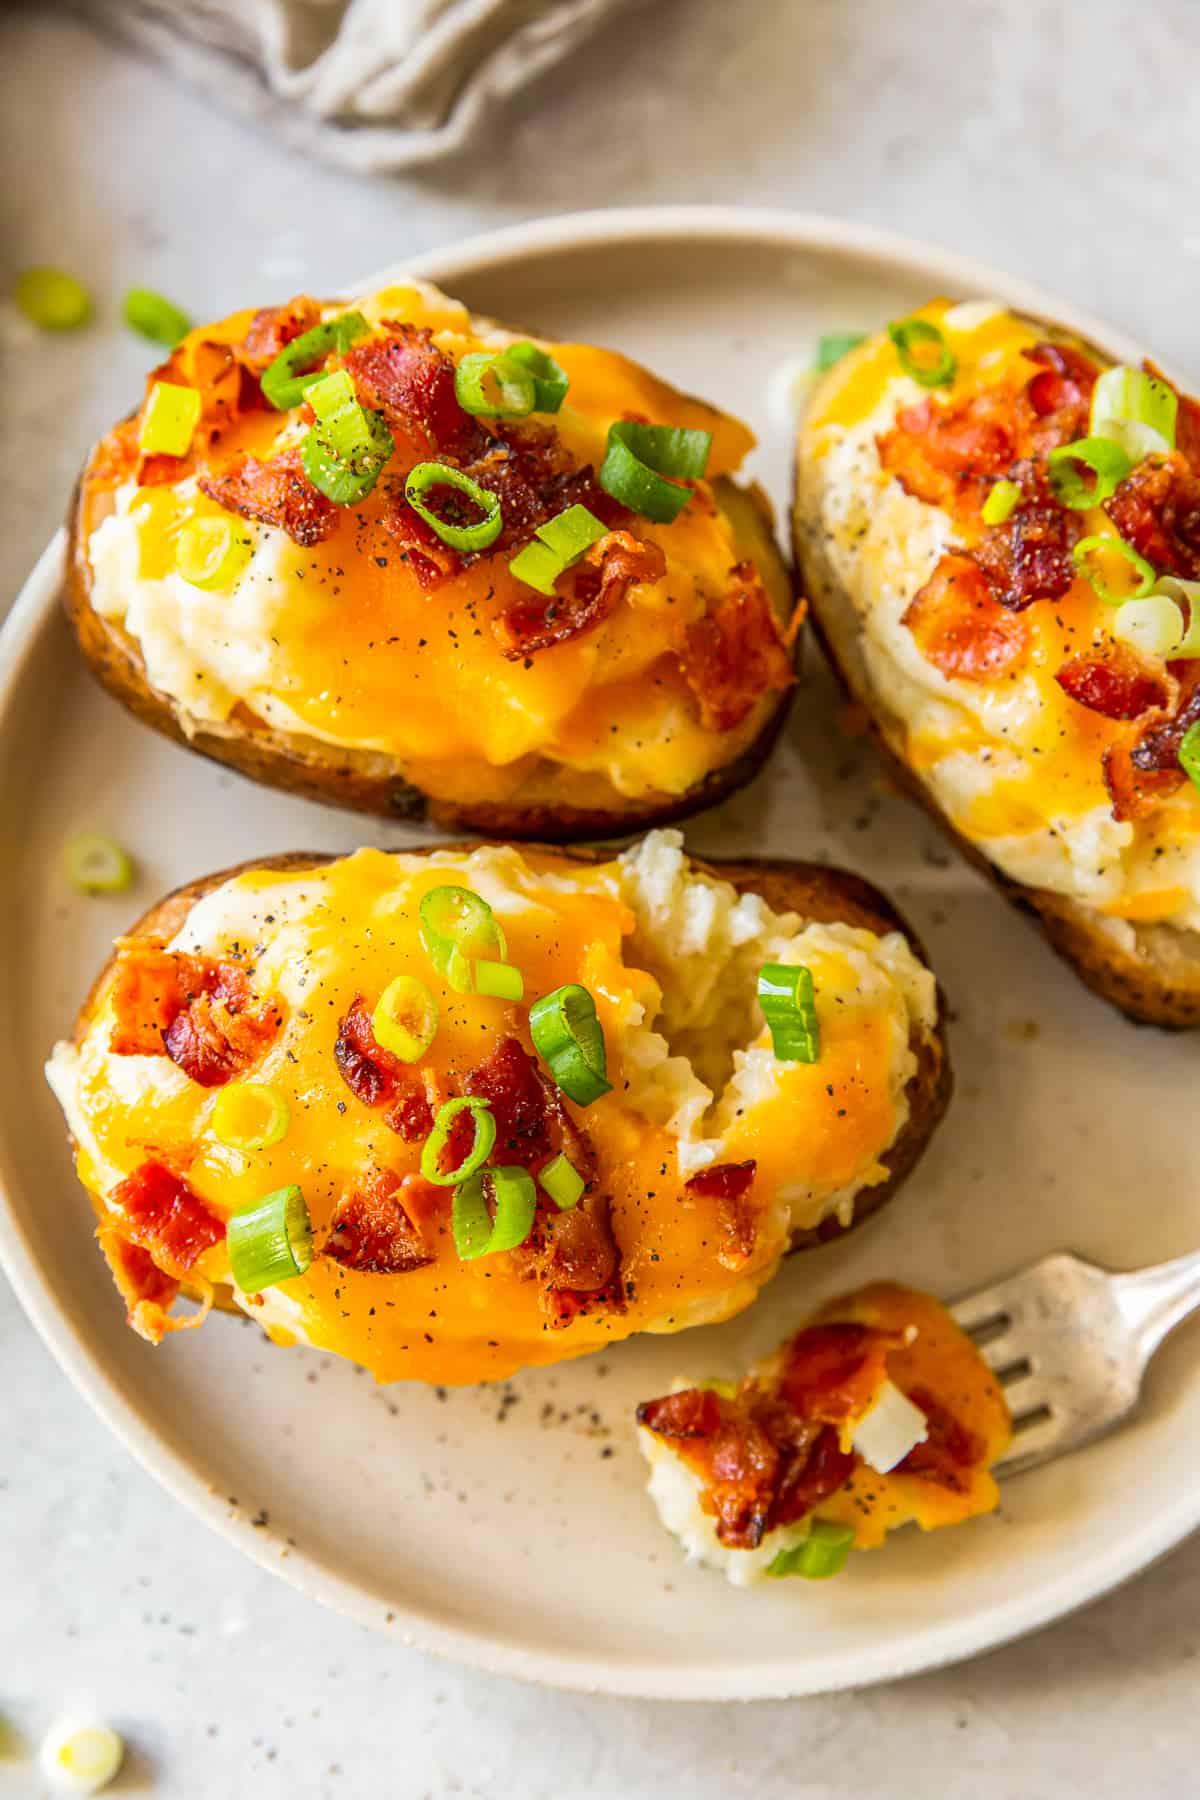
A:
[{"left": 1112, "top": 1248, "right": 1200, "bottom": 1365}]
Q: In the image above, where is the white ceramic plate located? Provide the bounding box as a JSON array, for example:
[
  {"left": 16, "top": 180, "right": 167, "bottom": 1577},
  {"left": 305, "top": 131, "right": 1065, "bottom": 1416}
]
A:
[{"left": 3, "top": 207, "right": 1197, "bottom": 1701}]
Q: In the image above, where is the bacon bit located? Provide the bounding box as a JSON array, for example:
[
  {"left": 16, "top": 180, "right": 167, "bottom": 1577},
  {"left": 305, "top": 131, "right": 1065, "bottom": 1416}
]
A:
[
  {"left": 680, "top": 561, "right": 795, "bottom": 732},
  {"left": 684, "top": 1160, "right": 758, "bottom": 1269},
  {"left": 97, "top": 1226, "right": 213, "bottom": 1344},
  {"left": 461, "top": 1034, "right": 560, "bottom": 1166},
  {"left": 493, "top": 530, "right": 666, "bottom": 660},
  {"left": 1105, "top": 453, "right": 1200, "bottom": 580},
  {"left": 333, "top": 996, "right": 433, "bottom": 1141},
  {"left": 325, "top": 1166, "right": 434, "bottom": 1275},
  {"left": 533, "top": 1193, "right": 624, "bottom": 1325},
  {"left": 385, "top": 1089, "right": 435, "bottom": 1143},
  {"left": 199, "top": 447, "right": 337, "bottom": 547},
  {"left": 239, "top": 295, "right": 322, "bottom": 374},
  {"left": 779, "top": 1321, "right": 895, "bottom": 1425},
  {"left": 897, "top": 1387, "right": 985, "bottom": 1493},
  {"left": 1102, "top": 746, "right": 1183, "bottom": 823},
  {"left": 636, "top": 1387, "right": 724, "bottom": 1439},
  {"left": 1018, "top": 340, "right": 1097, "bottom": 454},
  {"left": 903, "top": 554, "right": 1031, "bottom": 681},
  {"left": 1131, "top": 668, "right": 1200, "bottom": 769},
  {"left": 1056, "top": 643, "right": 1169, "bottom": 720},
  {"left": 878, "top": 391, "right": 1017, "bottom": 513},
  {"left": 111, "top": 1160, "right": 225, "bottom": 1279},
  {"left": 109, "top": 942, "right": 282, "bottom": 1085},
  {"left": 769, "top": 1424, "right": 859, "bottom": 1530},
  {"left": 378, "top": 482, "right": 465, "bottom": 589},
  {"left": 343, "top": 324, "right": 471, "bottom": 456},
  {"left": 971, "top": 466, "right": 1081, "bottom": 612}
]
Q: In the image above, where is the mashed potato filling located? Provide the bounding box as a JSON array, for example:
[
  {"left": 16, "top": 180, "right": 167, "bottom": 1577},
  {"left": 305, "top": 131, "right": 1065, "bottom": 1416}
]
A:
[{"left": 47, "top": 832, "right": 935, "bottom": 1383}]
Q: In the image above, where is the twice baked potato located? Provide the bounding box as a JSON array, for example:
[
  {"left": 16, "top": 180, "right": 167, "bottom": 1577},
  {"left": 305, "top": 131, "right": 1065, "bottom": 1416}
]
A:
[
  {"left": 68, "top": 280, "right": 797, "bottom": 839},
  {"left": 637, "top": 1281, "right": 1010, "bottom": 1585},
  {"left": 46, "top": 831, "right": 948, "bottom": 1385},
  {"left": 795, "top": 299, "right": 1200, "bottom": 1026}
]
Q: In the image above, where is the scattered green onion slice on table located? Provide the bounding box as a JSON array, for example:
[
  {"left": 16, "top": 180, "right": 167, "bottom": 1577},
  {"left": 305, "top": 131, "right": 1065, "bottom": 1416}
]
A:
[
  {"left": 419, "top": 885, "right": 507, "bottom": 994},
  {"left": 598, "top": 421, "right": 712, "bottom": 523},
  {"left": 1090, "top": 365, "right": 1178, "bottom": 461},
  {"left": 981, "top": 477, "right": 1023, "bottom": 526},
  {"left": 814, "top": 331, "right": 866, "bottom": 372},
  {"left": 64, "top": 831, "right": 134, "bottom": 895},
  {"left": 1180, "top": 719, "right": 1200, "bottom": 793},
  {"left": 123, "top": 286, "right": 191, "bottom": 347},
  {"left": 887, "top": 317, "right": 956, "bottom": 388},
  {"left": 766, "top": 1520, "right": 856, "bottom": 1580},
  {"left": 757, "top": 963, "right": 820, "bottom": 1063},
  {"left": 175, "top": 516, "right": 254, "bottom": 590},
  {"left": 14, "top": 266, "right": 91, "bottom": 329},
  {"left": 454, "top": 350, "right": 537, "bottom": 420},
  {"left": 211, "top": 1082, "right": 291, "bottom": 1152},
  {"left": 539, "top": 1151, "right": 585, "bottom": 1211},
  {"left": 528, "top": 984, "right": 613, "bottom": 1106},
  {"left": 504, "top": 341, "right": 570, "bottom": 412},
  {"left": 227, "top": 1184, "right": 312, "bottom": 1291},
  {"left": 371, "top": 975, "right": 438, "bottom": 1062},
  {"left": 420, "top": 1097, "right": 497, "bottom": 1187},
  {"left": 474, "top": 959, "right": 524, "bottom": 1002},
  {"left": 138, "top": 380, "right": 202, "bottom": 457},
  {"left": 404, "top": 461, "right": 503, "bottom": 551},
  {"left": 452, "top": 1165, "right": 537, "bottom": 1260},
  {"left": 1072, "top": 533, "right": 1156, "bottom": 606},
  {"left": 1046, "top": 436, "right": 1133, "bottom": 510},
  {"left": 259, "top": 310, "right": 369, "bottom": 410},
  {"left": 509, "top": 503, "right": 608, "bottom": 595},
  {"left": 301, "top": 408, "right": 393, "bottom": 504}
]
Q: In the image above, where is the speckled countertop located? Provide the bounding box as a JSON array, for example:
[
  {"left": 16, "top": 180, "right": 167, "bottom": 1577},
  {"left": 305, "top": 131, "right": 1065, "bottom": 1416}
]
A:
[{"left": 3, "top": 3, "right": 1200, "bottom": 1794}]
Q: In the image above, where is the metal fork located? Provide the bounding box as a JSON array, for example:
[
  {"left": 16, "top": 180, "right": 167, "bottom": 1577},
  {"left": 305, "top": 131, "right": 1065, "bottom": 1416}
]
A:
[{"left": 951, "top": 1250, "right": 1200, "bottom": 1476}]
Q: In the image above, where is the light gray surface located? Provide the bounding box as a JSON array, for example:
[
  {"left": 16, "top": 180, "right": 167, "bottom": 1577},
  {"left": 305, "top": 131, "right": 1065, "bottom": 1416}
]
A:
[{"left": 2, "top": 2, "right": 1199, "bottom": 1793}]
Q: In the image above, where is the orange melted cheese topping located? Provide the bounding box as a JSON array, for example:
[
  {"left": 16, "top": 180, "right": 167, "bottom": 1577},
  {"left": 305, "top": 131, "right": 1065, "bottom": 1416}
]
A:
[
  {"left": 84, "top": 282, "right": 790, "bottom": 808},
  {"left": 47, "top": 837, "right": 936, "bottom": 1385}
]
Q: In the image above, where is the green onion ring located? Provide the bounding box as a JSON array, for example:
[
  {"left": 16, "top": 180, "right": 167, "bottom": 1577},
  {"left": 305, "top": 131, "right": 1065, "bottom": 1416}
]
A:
[
  {"left": 420, "top": 1097, "right": 497, "bottom": 1187},
  {"left": 419, "top": 885, "right": 507, "bottom": 994},
  {"left": 452, "top": 1165, "right": 537, "bottom": 1260},
  {"left": 887, "top": 317, "right": 957, "bottom": 389},
  {"left": 123, "top": 287, "right": 191, "bottom": 347},
  {"left": 138, "top": 380, "right": 202, "bottom": 458},
  {"left": 757, "top": 963, "right": 820, "bottom": 1064},
  {"left": 372, "top": 975, "right": 438, "bottom": 1062},
  {"left": 211, "top": 1082, "right": 291, "bottom": 1152},
  {"left": 1153, "top": 578, "right": 1200, "bottom": 657},
  {"left": 176, "top": 517, "right": 254, "bottom": 591},
  {"left": 981, "top": 478, "right": 1023, "bottom": 526},
  {"left": 528, "top": 984, "right": 613, "bottom": 1106},
  {"left": 1090, "top": 365, "right": 1178, "bottom": 461},
  {"left": 1073, "top": 533, "right": 1157, "bottom": 606},
  {"left": 539, "top": 1151, "right": 585, "bottom": 1211},
  {"left": 259, "top": 311, "right": 369, "bottom": 410},
  {"left": 227, "top": 1185, "right": 313, "bottom": 1292},
  {"left": 454, "top": 351, "right": 537, "bottom": 420},
  {"left": 504, "top": 341, "right": 570, "bottom": 412},
  {"left": 598, "top": 421, "right": 713, "bottom": 524},
  {"left": 766, "top": 1520, "right": 855, "bottom": 1580},
  {"left": 15, "top": 266, "right": 91, "bottom": 330},
  {"left": 1047, "top": 436, "right": 1133, "bottom": 510},
  {"left": 64, "top": 831, "right": 134, "bottom": 895},
  {"left": 474, "top": 959, "right": 524, "bottom": 1002},
  {"left": 404, "top": 461, "right": 503, "bottom": 551},
  {"left": 508, "top": 503, "right": 608, "bottom": 595}
]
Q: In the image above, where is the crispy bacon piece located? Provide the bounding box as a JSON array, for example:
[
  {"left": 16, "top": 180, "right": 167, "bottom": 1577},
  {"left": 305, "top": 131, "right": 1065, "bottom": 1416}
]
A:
[
  {"left": 903, "top": 554, "right": 1031, "bottom": 681},
  {"left": 680, "top": 561, "right": 795, "bottom": 732},
  {"left": 637, "top": 1387, "right": 723, "bottom": 1440},
  {"left": 109, "top": 943, "right": 282, "bottom": 1086},
  {"left": 199, "top": 447, "right": 337, "bottom": 547},
  {"left": 96, "top": 1227, "right": 213, "bottom": 1345},
  {"left": 1131, "top": 667, "right": 1200, "bottom": 769},
  {"left": 897, "top": 1387, "right": 985, "bottom": 1493},
  {"left": 1055, "top": 643, "right": 1169, "bottom": 721},
  {"left": 1018, "top": 340, "right": 1097, "bottom": 454},
  {"left": 325, "top": 1166, "right": 435, "bottom": 1275},
  {"left": 111, "top": 1160, "right": 224, "bottom": 1278},
  {"left": 1105, "top": 454, "right": 1200, "bottom": 580},
  {"left": 343, "top": 324, "right": 471, "bottom": 456},
  {"left": 1102, "top": 745, "right": 1184, "bottom": 823},
  {"left": 494, "top": 530, "right": 666, "bottom": 660},
  {"left": 779, "top": 1322, "right": 896, "bottom": 1424},
  {"left": 684, "top": 1159, "right": 758, "bottom": 1269},
  {"left": 878, "top": 392, "right": 1018, "bottom": 513},
  {"left": 239, "top": 295, "right": 322, "bottom": 374},
  {"left": 461, "top": 1033, "right": 559, "bottom": 1165},
  {"left": 971, "top": 467, "right": 1081, "bottom": 612},
  {"left": 333, "top": 997, "right": 434, "bottom": 1139}
]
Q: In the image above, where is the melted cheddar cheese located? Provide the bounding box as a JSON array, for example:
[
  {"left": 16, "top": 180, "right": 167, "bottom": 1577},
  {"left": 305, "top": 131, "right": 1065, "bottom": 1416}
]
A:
[{"left": 47, "top": 833, "right": 938, "bottom": 1384}]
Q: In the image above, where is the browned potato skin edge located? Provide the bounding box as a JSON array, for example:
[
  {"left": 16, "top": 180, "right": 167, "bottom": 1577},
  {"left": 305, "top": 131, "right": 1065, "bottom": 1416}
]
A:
[
  {"left": 64, "top": 468, "right": 796, "bottom": 843},
  {"left": 71, "top": 845, "right": 951, "bottom": 1261}
]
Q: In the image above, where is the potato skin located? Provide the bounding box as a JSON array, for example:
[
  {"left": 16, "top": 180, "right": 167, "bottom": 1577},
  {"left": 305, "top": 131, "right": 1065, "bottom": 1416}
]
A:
[
  {"left": 73, "top": 845, "right": 950, "bottom": 1254},
  {"left": 65, "top": 465, "right": 796, "bottom": 842}
]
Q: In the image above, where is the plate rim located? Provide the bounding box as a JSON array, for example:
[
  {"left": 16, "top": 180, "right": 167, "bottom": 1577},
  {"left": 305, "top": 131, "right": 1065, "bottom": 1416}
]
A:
[{"left": 0, "top": 205, "right": 1189, "bottom": 1701}]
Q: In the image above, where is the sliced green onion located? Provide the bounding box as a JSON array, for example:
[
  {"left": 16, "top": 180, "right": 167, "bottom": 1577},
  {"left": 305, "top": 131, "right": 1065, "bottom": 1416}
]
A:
[
  {"left": 452, "top": 1165, "right": 537, "bottom": 1260},
  {"left": 539, "top": 1151, "right": 584, "bottom": 1211},
  {"left": 176, "top": 516, "right": 254, "bottom": 590},
  {"left": 475, "top": 959, "right": 524, "bottom": 1001},
  {"left": 1073, "top": 533, "right": 1156, "bottom": 606},
  {"left": 138, "top": 380, "right": 202, "bottom": 457},
  {"left": 419, "top": 885, "right": 507, "bottom": 994},
  {"left": 301, "top": 402, "right": 393, "bottom": 504},
  {"left": 1180, "top": 719, "right": 1200, "bottom": 792},
  {"left": 123, "top": 287, "right": 191, "bottom": 347},
  {"left": 1047, "top": 436, "right": 1133, "bottom": 510},
  {"left": 15, "top": 266, "right": 91, "bottom": 330},
  {"left": 305, "top": 368, "right": 381, "bottom": 465},
  {"left": 1110, "top": 594, "right": 1186, "bottom": 661},
  {"left": 757, "top": 963, "right": 820, "bottom": 1063},
  {"left": 1090, "top": 364, "right": 1178, "bottom": 461},
  {"left": 1153, "top": 578, "right": 1200, "bottom": 657},
  {"left": 227, "top": 1184, "right": 312, "bottom": 1291},
  {"left": 259, "top": 310, "right": 369, "bottom": 410},
  {"left": 508, "top": 503, "right": 608, "bottom": 595},
  {"left": 599, "top": 421, "right": 712, "bottom": 524},
  {"left": 814, "top": 331, "right": 866, "bottom": 372},
  {"left": 420, "top": 1097, "right": 497, "bottom": 1187},
  {"left": 981, "top": 477, "right": 1022, "bottom": 526},
  {"left": 454, "top": 350, "right": 537, "bottom": 420},
  {"left": 64, "top": 831, "right": 134, "bottom": 895},
  {"left": 39, "top": 1718, "right": 125, "bottom": 1792},
  {"left": 766, "top": 1520, "right": 855, "bottom": 1580},
  {"left": 372, "top": 975, "right": 438, "bottom": 1062},
  {"left": 528, "top": 984, "right": 613, "bottom": 1107},
  {"left": 211, "top": 1081, "right": 291, "bottom": 1152},
  {"left": 888, "top": 317, "right": 957, "bottom": 389},
  {"left": 405, "top": 461, "right": 503, "bottom": 551},
  {"left": 505, "top": 341, "right": 570, "bottom": 412}
]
